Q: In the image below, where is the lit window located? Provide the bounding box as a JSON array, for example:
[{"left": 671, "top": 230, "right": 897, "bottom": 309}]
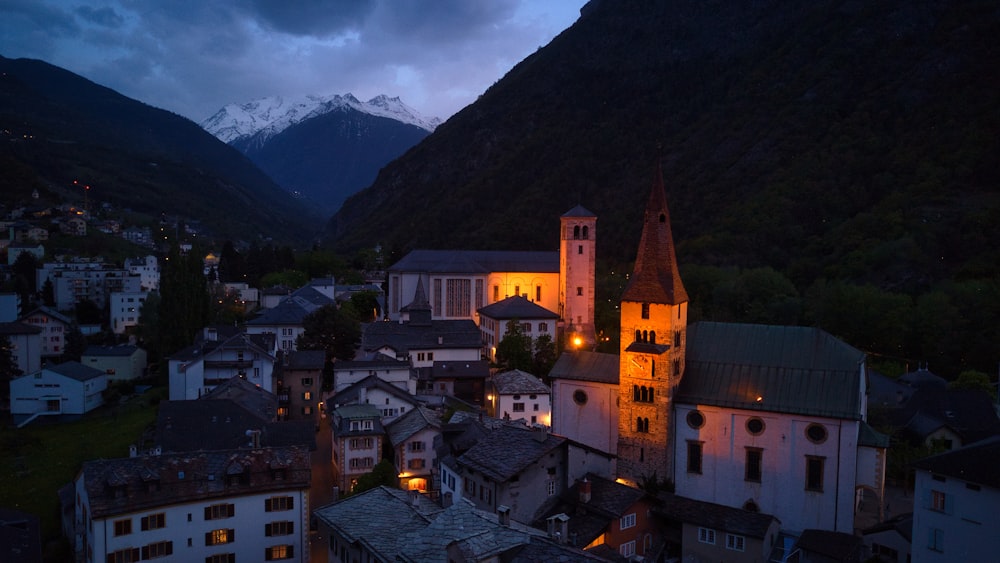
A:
[
  {"left": 931, "top": 490, "right": 946, "bottom": 512},
  {"left": 205, "top": 528, "right": 234, "bottom": 545},
  {"left": 265, "top": 544, "right": 295, "bottom": 560}
]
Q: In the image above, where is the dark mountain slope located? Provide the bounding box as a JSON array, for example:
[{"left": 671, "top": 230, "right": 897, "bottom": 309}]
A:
[
  {"left": 0, "top": 55, "right": 320, "bottom": 244},
  {"left": 233, "top": 109, "right": 430, "bottom": 214},
  {"left": 326, "top": 0, "right": 1000, "bottom": 292}
]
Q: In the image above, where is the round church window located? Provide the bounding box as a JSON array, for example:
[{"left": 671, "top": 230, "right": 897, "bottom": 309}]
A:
[
  {"left": 746, "top": 417, "right": 765, "bottom": 436},
  {"left": 806, "top": 423, "right": 828, "bottom": 444},
  {"left": 573, "top": 390, "right": 588, "bottom": 405},
  {"left": 686, "top": 410, "right": 705, "bottom": 429}
]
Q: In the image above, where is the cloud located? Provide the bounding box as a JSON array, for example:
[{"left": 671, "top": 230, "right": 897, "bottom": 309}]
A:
[{"left": 0, "top": 0, "right": 583, "bottom": 122}]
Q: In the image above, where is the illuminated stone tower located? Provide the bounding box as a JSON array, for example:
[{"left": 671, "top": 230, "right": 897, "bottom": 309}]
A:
[
  {"left": 616, "top": 165, "right": 689, "bottom": 486},
  {"left": 559, "top": 205, "right": 597, "bottom": 350}
]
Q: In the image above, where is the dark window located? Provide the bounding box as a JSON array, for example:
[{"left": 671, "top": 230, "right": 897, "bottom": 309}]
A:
[
  {"left": 806, "top": 424, "right": 828, "bottom": 444},
  {"left": 746, "top": 418, "right": 765, "bottom": 436},
  {"left": 687, "top": 410, "right": 705, "bottom": 429},
  {"left": 745, "top": 448, "right": 762, "bottom": 482},
  {"left": 573, "top": 390, "right": 588, "bottom": 405},
  {"left": 641, "top": 303, "right": 650, "bottom": 319},
  {"left": 806, "top": 456, "right": 825, "bottom": 491},
  {"left": 687, "top": 442, "right": 703, "bottom": 474}
]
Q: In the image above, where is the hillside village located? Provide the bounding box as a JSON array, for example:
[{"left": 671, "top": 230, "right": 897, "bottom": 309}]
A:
[{"left": 1, "top": 168, "right": 997, "bottom": 563}]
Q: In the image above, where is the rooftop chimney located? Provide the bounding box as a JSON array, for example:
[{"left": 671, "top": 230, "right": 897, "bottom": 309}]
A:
[
  {"left": 579, "top": 478, "right": 592, "bottom": 504},
  {"left": 546, "top": 513, "right": 570, "bottom": 543},
  {"left": 497, "top": 505, "right": 511, "bottom": 527}
]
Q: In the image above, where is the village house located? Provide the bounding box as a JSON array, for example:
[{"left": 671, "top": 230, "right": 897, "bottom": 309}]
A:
[
  {"left": 20, "top": 306, "right": 72, "bottom": 358},
  {"left": 386, "top": 406, "right": 442, "bottom": 495},
  {"left": 331, "top": 404, "right": 385, "bottom": 493},
  {"left": 548, "top": 349, "right": 620, "bottom": 456},
  {"left": 245, "top": 283, "right": 334, "bottom": 353},
  {"left": 73, "top": 446, "right": 310, "bottom": 563},
  {"left": 10, "top": 361, "right": 107, "bottom": 425},
  {"left": 6, "top": 241, "right": 44, "bottom": 265},
  {"left": 82, "top": 344, "right": 147, "bottom": 383},
  {"left": 330, "top": 375, "right": 421, "bottom": 424},
  {"left": 488, "top": 368, "right": 552, "bottom": 427},
  {"left": 477, "top": 295, "right": 559, "bottom": 362},
  {"left": 167, "top": 331, "right": 277, "bottom": 400},
  {"left": 275, "top": 349, "right": 325, "bottom": 422},
  {"left": 332, "top": 352, "right": 414, "bottom": 394},
  {"left": 109, "top": 291, "right": 148, "bottom": 335},
  {"left": 422, "top": 359, "right": 489, "bottom": 406},
  {"left": 0, "top": 320, "right": 42, "bottom": 376}
]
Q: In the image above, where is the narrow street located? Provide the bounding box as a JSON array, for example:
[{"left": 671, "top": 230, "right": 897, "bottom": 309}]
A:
[{"left": 309, "top": 413, "right": 337, "bottom": 563}]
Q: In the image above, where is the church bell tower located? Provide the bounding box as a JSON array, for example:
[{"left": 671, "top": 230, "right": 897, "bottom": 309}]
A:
[
  {"left": 616, "top": 165, "right": 688, "bottom": 486},
  {"left": 560, "top": 205, "right": 597, "bottom": 350}
]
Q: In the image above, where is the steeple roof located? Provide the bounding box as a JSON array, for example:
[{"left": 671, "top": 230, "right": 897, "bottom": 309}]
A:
[{"left": 621, "top": 164, "right": 688, "bottom": 305}]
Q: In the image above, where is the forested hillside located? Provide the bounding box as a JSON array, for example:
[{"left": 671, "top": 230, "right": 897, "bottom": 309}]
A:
[{"left": 326, "top": 0, "right": 1000, "bottom": 377}]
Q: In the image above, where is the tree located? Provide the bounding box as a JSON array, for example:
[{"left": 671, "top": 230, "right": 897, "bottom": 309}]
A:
[
  {"left": 949, "top": 370, "right": 995, "bottom": 399},
  {"left": 533, "top": 333, "right": 558, "bottom": 378},
  {"left": 341, "top": 291, "right": 382, "bottom": 323},
  {"left": 136, "top": 291, "right": 161, "bottom": 360},
  {"left": 159, "top": 245, "right": 210, "bottom": 355},
  {"left": 296, "top": 304, "right": 361, "bottom": 362},
  {"left": 217, "top": 240, "right": 247, "bottom": 283},
  {"left": 41, "top": 278, "right": 55, "bottom": 307},
  {"left": 347, "top": 459, "right": 398, "bottom": 496},
  {"left": 0, "top": 335, "right": 24, "bottom": 405},
  {"left": 74, "top": 298, "right": 103, "bottom": 325},
  {"left": 495, "top": 319, "right": 533, "bottom": 371},
  {"left": 63, "top": 324, "right": 87, "bottom": 362},
  {"left": 11, "top": 251, "right": 39, "bottom": 312}
]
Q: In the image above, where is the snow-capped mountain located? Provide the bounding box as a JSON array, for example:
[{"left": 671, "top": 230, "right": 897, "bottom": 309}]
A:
[
  {"left": 200, "top": 93, "right": 439, "bottom": 214},
  {"left": 201, "top": 93, "right": 440, "bottom": 146}
]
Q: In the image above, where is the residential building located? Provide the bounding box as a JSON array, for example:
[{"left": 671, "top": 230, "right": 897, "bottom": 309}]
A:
[
  {"left": 423, "top": 359, "right": 489, "bottom": 406},
  {"left": 124, "top": 255, "right": 159, "bottom": 291},
  {"left": 245, "top": 285, "right": 334, "bottom": 352},
  {"left": 477, "top": 295, "right": 560, "bottom": 362},
  {"left": 330, "top": 375, "right": 421, "bottom": 424},
  {"left": 861, "top": 513, "right": 913, "bottom": 563},
  {"left": 313, "top": 486, "right": 603, "bottom": 563},
  {"left": 911, "top": 436, "right": 1000, "bottom": 562},
  {"left": 535, "top": 474, "right": 661, "bottom": 559},
  {"left": 109, "top": 291, "right": 148, "bottom": 335},
  {"left": 7, "top": 241, "right": 44, "bottom": 265},
  {"left": 786, "top": 529, "right": 865, "bottom": 563},
  {"left": 0, "top": 321, "right": 42, "bottom": 376},
  {"left": 331, "top": 404, "right": 385, "bottom": 493},
  {"left": 36, "top": 262, "right": 142, "bottom": 310},
  {"left": 386, "top": 406, "right": 442, "bottom": 495},
  {"left": 275, "top": 349, "right": 325, "bottom": 422},
  {"left": 60, "top": 216, "right": 86, "bottom": 236},
  {"left": 10, "top": 361, "right": 106, "bottom": 424},
  {"left": 74, "top": 446, "right": 310, "bottom": 563},
  {"left": 655, "top": 492, "right": 781, "bottom": 563},
  {"left": 361, "top": 278, "right": 482, "bottom": 368},
  {"left": 488, "top": 368, "right": 552, "bottom": 427},
  {"left": 82, "top": 344, "right": 147, "bottom": 383},
  {"left": 20, "top": 306, "right": 72, "bottom": 358},
  {"left": 548, "top": 350, "right": 619, "bottom": 456},
  {"left": 333, "top": 352, "right": 414, "bottom": 394},
  {"left": 167, "top": 332, "right": 277, "bottom": 400}
]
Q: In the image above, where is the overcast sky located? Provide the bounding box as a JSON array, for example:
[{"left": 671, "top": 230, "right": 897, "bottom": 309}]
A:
[{"left": 0, "top": 0, "right": 585, "bottom": 124}]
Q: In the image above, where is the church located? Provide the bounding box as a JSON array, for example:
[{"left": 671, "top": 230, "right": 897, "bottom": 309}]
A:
[
  {"left": 551, "top": 166, "right": 888, "bottom": 534},
  {"left": 386, "top": 165, "right": 887, "bottom": 534}
]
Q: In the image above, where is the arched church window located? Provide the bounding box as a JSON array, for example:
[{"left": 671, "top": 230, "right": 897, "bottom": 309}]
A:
[
  {"left": 674, "top": 331, "right": 681, "bottom": 347},
  {"left": 659, "top": 213, "right": 666, "bottom": 223},
  {"left": 582, "top": 225, "right": 589, "bottom": 240},
  {"left": 649, "top": 331, "right": 656, "bottom": 343},
  {"left": 636, "top": 417, "right": 643, "bottom": 432},
  {"left": 633, "top": 385, "right": 640, "bottom": 402},
  {"left": 743, "top": 499, "right": 760, "bottom": 513},
  {"left": 573, "top": 225, "right": 580, "bottom": 239},
  {"left": 640, "top": 386, "right": 648, "bottom": 402},
  {"left": 642, "top": 330, "right": 648, "bottom": 342},
  {"left": 635, "top": 330, "right": 642, "bottom": 343}
]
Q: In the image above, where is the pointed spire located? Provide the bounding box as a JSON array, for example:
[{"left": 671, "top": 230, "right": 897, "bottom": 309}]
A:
[
  {"left": 408, "top": 276, "right": 431, "bottom": 311},
  {"left": 621, "top": 162, "right": 688, "bottom": 305}
]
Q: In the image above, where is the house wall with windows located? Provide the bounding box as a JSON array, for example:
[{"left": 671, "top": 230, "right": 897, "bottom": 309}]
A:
[
  {"left": 0, "top": 322, "right": 42, "bottom": 376},
  {"left": 109, "top": 292, "right": 148, "bottom": 335},
  {"left": 21, "top": 306, "right": 72, "bottom": 357},
  {"left": 10, "top": 362, "right": 106, "bottom": 418},
  {"left": 911, "top": 438, "right": 1000, "bottom": 562},
  {"left": 394, "top": 426, "right": 438, "bottom": 494},
  {"left": 674, "top": 403, "right": 860, "bottom": 534},
  {"left": 332, "top": 405, "right": 385, "bottom": 493},
  {"left": 680, "top": 520, "right": 779, "bottom": 563},
  {"left": 75, "top": 448, "right": 309, "bottom": 563},
  {"left": 82, "top": 345, "right": 147, "bottom": 382}
]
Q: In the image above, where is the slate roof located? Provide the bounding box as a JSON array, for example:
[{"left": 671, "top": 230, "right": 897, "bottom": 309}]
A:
[
  {"left": 677, "top": 322, "right": 865, "bottom": 420},
  {"left": 332, "top": 404, "right": 385, "bottom": 436},
  {"left": 155, "top": 400, "right": 315, "bottom": 452},
  {"left": 83, "top": 344, "right": 141, "bottom": 357},
  {"left": 314, "top": 487, "right": 443, "bottom": 561},
  {"left": 860, "top": 512, "right": 913, "bottom": 543},
  {"left": 362, "top": 318, "right": 482, "bottom": 355},
  {"left": 389, "top": 250, "right": 560, "bottom": 274},
  {"left": 202, "top": 376, "right": 278, "bottom": 420},
  {"left": 335, "top": 352, "right": 411, "bottom": 371},
  {"left": 431, "top": 360, "right": 490, "bottom": 380},
  {"left": 477, "top": 295, "right": 559, "bottom": 320},
  {"left": 22, "top": 306, "right": 72, "bottom": 326},
  {"left": 792, "top": 529, "right": 863, "bottom": 562},
  {"left": 858, "top": 421, "right": 890, "bottom": 448},
  {"left": 548, "top": 350, "right": 619, "bottom": 384},
  {"left": 47, "top": 361, "right": 104, "bottom": 382},
  {"left": 456, "top": 425, "right": 565, "bottom": 482},
  {"left": 333, "top": 374, "right": 418, "bottom": 408},
  {"left": 283, "top": 349, "right": 326, "bottom": 370},
  {"left": 899, "top": 368, "right": 947, "bottom": 389},
  {"left": 246, "top": 291, "right": 330, "bottom": 326},
  {"left": 0, "top": 321, "right": 41, "bottom": 336},
  {"left": 561, "top": 205, "right": 596, "bottom": 218},
  {"left": 912, "top": 435, "right": 1000, "bottom": 489},
  {"left": 387, "top": 406, "right": 441, "bottom": 447},
  {"left": 889, "top": 388, "right": 1000, "bottom": 445},
  {"left": 533, "top": 474, "right": 648, "bottom": 547},
  {"left": 169, "top": 331, "right": 275, "bottom": 362},
  {"left": 654, "top": 492, "right": 778, "bottom": 539},
  {"left": 79, "top": 446, "right": 310, "bottom": 519},
  {"left": 493, "top": 369, "right": 550, "bottom": 395}
]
